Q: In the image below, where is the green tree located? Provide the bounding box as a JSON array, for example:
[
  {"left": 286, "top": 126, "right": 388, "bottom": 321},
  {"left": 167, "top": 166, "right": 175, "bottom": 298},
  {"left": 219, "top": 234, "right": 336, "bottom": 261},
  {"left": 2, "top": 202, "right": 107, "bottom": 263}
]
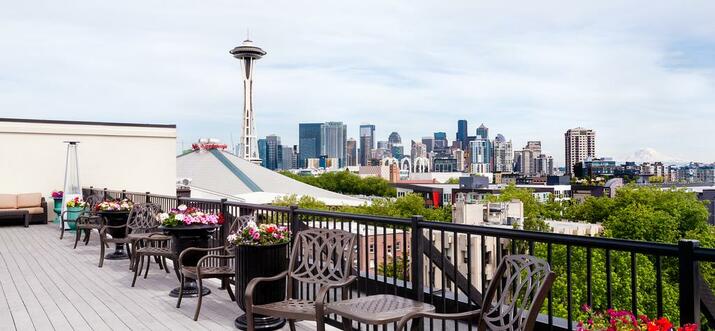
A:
[
  {"left": 378, "top": 254, "right": 410, "bottom": 280},
  {"left": 486, "top": 184, "right": 550, "bottom": 232},
  {"left": 445, "top": 177, "right": 460, "bottom": 184},
  {"left": 279, "top": 170, "right": 396, "bottom": 197}
]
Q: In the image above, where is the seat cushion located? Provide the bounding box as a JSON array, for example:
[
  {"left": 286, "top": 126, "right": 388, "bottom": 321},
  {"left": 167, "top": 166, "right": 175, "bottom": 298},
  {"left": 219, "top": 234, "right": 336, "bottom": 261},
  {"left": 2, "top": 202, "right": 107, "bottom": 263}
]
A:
[
  {"left": 0, "top": 194, "right": 17, "bottom": 209},
  {"left": 18, "top": 207, "right": 44, "bottom": 215},
  {"left": 17, "top": 193, "right": 42, "bottom": 208}
]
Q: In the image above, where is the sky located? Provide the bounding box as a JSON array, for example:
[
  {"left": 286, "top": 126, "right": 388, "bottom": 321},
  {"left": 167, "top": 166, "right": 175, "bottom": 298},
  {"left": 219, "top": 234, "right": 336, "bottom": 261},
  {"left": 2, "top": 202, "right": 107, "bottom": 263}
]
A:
[{"left": 1, "top": 1, "right": 714, "bottom": 165}]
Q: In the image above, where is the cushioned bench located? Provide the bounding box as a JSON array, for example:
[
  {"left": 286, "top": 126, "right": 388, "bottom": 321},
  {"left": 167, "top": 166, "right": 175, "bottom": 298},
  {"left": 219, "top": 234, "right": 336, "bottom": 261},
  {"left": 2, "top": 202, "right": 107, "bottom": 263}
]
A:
[{"left": 0, "top": 193, "right": 48, "bottom": 226}]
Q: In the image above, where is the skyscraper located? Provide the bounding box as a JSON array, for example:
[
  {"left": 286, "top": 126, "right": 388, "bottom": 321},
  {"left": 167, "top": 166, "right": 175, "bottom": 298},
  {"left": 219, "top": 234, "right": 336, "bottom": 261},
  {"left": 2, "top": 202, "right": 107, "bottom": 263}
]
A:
[
  {"left": 230, "top": 39, "right": 266, "bottom": 163},
  {"left": 514, "top": 149, "right": 536, "bottom": 176},
  {"left": 279, "top": 145, "right": 296, "bottom": 170},
  {"left": 257, "top": 138, "right": 268, "bottom": 167},
  {"left": 565, "top": 127, "right": 596, "bottom": 176},
  {"left": 320, "top": 122, "right": 347, "bottom": 167},
  {"left": 411, "top": 140, "right": 427, "bottom": 160},
  {"left": 265, "top": 134, "right": 281, "bottom": 170},
  {"left": 346, "top": 138, "right": 357, "bottom": 166},
  {"left": 492, "top": 134, "right": 513, "bottom": 173},
  {"left": 476, "top": 124, "right": 492, "bottom": 170},
  {"left": 535, "top": 154, "right": 554, "bottom": 176},
  {"left": 469, "top": 137, "right": 490, "bottom": 173},
  {"left": 298, "top": 123, "right": 322, "bottom": 168},
  {"left": 525, "top": 141, "right": 542, "bottom": 154},
  {"left": 359, "top": 124, "right": 375, "bottom": 166},
  {"left": 421, "top": 136, "right": 434, "bottom": 154},
  {"left": 456, "top": 120, "right": 468, "bottom": 150}
]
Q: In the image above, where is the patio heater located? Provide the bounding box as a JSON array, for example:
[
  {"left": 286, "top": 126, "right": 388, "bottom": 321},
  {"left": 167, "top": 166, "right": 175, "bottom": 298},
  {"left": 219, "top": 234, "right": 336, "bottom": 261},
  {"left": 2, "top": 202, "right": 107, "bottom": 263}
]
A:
[{"left": 61, "top": 141, "right": 81, "bottom": 230}]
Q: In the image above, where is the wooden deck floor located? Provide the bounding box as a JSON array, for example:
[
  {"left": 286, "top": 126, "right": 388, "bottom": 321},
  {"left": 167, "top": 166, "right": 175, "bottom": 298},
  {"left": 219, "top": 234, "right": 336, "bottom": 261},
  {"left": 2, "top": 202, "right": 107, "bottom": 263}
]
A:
[{"left": 0, "top": 224, "right": 335, "bottom": 331}]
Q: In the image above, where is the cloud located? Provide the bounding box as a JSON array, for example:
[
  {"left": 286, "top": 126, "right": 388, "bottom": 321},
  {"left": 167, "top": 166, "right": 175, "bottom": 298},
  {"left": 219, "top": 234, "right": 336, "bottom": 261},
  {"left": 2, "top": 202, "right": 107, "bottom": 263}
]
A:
[{"left": 1, "top": 0, "right": 714, "bottom": 164}]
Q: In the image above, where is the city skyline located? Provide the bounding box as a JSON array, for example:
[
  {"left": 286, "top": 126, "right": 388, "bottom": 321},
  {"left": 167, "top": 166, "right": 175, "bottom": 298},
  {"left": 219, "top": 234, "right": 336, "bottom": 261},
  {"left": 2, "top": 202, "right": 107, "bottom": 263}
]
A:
[{"left": 2, "top": 1, "right": 715, "bottom": 165}]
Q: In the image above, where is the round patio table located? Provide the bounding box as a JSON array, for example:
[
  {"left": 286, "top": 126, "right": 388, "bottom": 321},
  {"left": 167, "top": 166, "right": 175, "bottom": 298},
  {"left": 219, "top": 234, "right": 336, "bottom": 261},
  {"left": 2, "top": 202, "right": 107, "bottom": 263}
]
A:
[
  {"left": 159, "top": 224, "right": 219, "bottom": 298},
  {"left": 97, "top": 210, "right": 131, "bottom": 260}
]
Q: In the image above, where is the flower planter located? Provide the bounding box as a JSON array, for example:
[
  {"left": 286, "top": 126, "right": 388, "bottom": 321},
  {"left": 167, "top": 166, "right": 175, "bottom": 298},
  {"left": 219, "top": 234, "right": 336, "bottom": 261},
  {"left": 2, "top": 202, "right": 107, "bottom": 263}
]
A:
[
  {"left": 159, "top": 224, "right": 219, "bottom": 297},
  {"left": 97, "top": 210, "right": 131, "bottom": 259},
  {"left": 53, "top": 198, "right": 63, "bottom": 210},
  {"left": 234, "top": 242, "right": 289, "bottom": 331},
  {"left": 65, "top": 207, "right": 84, "bottom": 230},
  {"left": 53, "top": 198, "right": 63, "bottom": 224}
]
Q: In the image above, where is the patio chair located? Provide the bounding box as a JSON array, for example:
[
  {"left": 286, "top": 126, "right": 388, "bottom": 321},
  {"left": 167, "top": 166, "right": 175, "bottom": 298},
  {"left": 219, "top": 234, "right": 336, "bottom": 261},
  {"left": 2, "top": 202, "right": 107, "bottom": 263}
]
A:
[
  {"left": 72, "top": 194, "right": 105, "bottom": 248},
  {"left": 60, "top": 194, "right": 102, "bottom": 240},
  {"left": 244, "top": 228, "right": 357, "bottom": 331},
  {"left": 98, "top": 203, "right": 161, "bottom": 268},
  {"left": 176, "top": 215, "right": 254, "bottom": 321},
  {"left": 395, "top": 254, "right": 555, "bottom": 331}
]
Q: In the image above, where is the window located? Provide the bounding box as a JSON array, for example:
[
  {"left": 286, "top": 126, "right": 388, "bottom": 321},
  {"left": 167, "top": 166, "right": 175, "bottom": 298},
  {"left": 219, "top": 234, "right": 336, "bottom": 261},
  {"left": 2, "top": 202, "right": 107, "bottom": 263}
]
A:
[
  {"left": 387, "top": 245, "right": 392, "bottom": 254},
  {"left": 395, "top": 242, "right": 401, "bottom": 251},
  {"left": 369, "top": 244, "right": 374, "bottom": 253}
]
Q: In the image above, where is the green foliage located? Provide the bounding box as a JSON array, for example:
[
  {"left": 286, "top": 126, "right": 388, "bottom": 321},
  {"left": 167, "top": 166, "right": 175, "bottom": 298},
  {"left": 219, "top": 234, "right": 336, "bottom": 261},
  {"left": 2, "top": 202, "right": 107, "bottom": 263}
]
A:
[
  {"left": 378, "top": 254, "right": 410, "bottom": 280},
  {"left": 272, "top": 194, "right": 329, "bottom": 210},
  {"left": 444, "top": 177, "right": 460, "bottom": 184},
  {"left": 279, "top": 170, "right": 396, "bottom": 197},
  {"left": 649, "top": 176, "right": 666, "bottom": 184},
  {"left": 487, "top": 184, "right": 550, "bottom": 232}
]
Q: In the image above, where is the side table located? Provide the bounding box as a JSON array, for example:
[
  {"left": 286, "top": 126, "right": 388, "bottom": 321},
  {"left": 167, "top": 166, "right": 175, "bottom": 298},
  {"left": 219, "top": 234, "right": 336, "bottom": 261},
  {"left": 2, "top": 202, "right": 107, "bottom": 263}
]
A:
[{"left": 325, "top": 294, "right": 435, "bottom": 331}]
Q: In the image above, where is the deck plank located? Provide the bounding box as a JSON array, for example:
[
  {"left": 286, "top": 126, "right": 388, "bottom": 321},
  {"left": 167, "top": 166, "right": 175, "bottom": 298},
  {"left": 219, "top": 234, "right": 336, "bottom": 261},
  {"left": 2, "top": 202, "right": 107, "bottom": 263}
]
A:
[{"left": 0, "top": 224, "right": 334, "bottom": 331}]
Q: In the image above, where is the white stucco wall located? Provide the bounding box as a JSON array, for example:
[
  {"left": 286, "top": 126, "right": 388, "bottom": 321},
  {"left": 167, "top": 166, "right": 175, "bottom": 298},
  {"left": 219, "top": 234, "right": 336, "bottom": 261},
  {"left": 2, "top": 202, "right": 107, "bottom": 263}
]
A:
[{"left": 0, "top": 119, "right": 177, "bottom": 198}]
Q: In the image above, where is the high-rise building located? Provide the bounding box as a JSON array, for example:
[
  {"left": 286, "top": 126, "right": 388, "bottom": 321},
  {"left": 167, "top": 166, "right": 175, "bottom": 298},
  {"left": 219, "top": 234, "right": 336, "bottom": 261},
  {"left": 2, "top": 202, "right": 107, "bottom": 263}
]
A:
[
  {"left": 433, "top": 132, "right": 449, "bottom": 156},
  {"left": 456, "top": 120, "right": 468, "bottom": 150},
  {"left": 421, "top": 136, "right": 434, "bottom": 154},
  {"left": 278, "top": 146, "right": 296, "bottom": 170},
  {"left": 492, "top": 134, "right": 513, "bottom": 173},
  {"left": 469, "top": 137, "right": 490, "bottom": 173},
  {"left": 388, "top": 132, "right": 402, "bottom": 145},
  {"left": 265, "top": 134, "right": 281, "bottom": 170},
  {"left": 565, "top": 128, "right": 596, "bottom": 176},
  {"left": 411, "top": 140, "right": 427, "bottom": 160},
  {"left": 377, "top": 140, "right": 389, "bottom": 150},
  {"left": 298, "top": 123, "right": 322, "bottom": 168},
  {"left": 320, "top": 122, "right": 347, "bottom": 167},
  {"left": 514, "top": 149, "right": 537, "bottom": 176},
  {"left": 535, "top": 154, "right": 554, "bottom": 176},
  {"left": 346, "top": 138, "right": 357, "bottom": 166},
  {"left": 391, "top": 144, "right": 404, "bottom": 159},
  {"left": 525, "top": 141, "right": 542, "bottom": 154},
  {"left": 257, "top": 138, "right": 268, "bottom": 167},
  {"left": 230, "top": 39, "right": 266, "bottom": 163},
  {"left": 359, "top": 124, "right": 375, "bottom": 166},
  {"left": 453, "top": 149, "right": 466, "bottom": 172},
  {"left": 476, "top": 124, "right": 492, "bottom": 170}
]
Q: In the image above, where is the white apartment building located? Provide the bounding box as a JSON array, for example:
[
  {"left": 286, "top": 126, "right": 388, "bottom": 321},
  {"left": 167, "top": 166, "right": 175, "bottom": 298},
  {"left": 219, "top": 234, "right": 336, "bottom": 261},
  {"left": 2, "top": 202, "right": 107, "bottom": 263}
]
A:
[{"left": 565, "top": 127, "right": 596, "bottom": 176}]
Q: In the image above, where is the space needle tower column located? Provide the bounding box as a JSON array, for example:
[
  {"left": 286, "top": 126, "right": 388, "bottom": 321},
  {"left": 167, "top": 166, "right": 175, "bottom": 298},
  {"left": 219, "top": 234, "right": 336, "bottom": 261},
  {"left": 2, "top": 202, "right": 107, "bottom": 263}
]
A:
[{"left": 230, "top": 39, "right": 266, "bottom": 163}]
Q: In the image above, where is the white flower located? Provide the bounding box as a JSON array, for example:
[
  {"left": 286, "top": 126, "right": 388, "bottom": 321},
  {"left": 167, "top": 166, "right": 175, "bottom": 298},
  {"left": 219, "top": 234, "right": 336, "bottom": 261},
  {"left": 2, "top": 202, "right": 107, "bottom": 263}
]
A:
[
  {"left": 158, "top": 213, "right": 169, "bottom": 221},
  {"left": 177, "top": 204, "right": 188, "bottom": 212},
  {"left": 246, "top": 221, "right": 257, "bottom": 229},
  {"left": 175, "top": 214, "right": 185, "bottom": 221}
]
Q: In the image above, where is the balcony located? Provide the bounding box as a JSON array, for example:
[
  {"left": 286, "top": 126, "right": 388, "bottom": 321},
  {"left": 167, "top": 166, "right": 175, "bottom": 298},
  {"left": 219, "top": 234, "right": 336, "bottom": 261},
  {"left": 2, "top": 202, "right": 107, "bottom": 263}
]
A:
[{"left": 3, "top": 186, "right": 715, "bottom": 330}]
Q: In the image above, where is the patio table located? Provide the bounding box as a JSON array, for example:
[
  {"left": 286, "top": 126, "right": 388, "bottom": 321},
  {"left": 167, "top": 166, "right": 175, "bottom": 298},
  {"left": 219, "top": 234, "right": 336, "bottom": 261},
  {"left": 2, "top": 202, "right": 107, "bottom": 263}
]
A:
[
  {"left": 325, "top": 294, "right": 435, "bottom": 331},
  {"left": 159, "top": 224, "right": 219, "bottom": 298}
]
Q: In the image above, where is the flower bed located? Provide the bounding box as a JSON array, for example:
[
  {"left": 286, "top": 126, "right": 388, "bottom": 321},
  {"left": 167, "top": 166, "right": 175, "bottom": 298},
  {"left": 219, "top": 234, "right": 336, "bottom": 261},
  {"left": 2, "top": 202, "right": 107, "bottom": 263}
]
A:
[
  {"left": 96, "top": 199, "right": 134, "bottom": 211},
  {"left": 227, "top": 221, "right": 290, "bottom": 246},
  {"left": 577, "top": 305, "right": 696, "bottom": 331},
  {"left": 159, "top": 204, "right": 222, "bottom": 227}
]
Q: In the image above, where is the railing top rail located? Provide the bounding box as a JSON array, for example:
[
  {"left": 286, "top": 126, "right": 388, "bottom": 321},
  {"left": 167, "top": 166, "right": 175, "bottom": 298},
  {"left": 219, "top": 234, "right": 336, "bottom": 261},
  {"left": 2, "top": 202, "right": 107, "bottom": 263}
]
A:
[
  {"left": 421, "top": 220, "right": 681, "bottom": 256},
  {"left": 296, "top": 208, "right": 413, "bottom": 226},
  {"left": 177, "top": 197, "right": 223, "bottom": 204},
  {"left": 224, "top": 201, "right": 292, "bottom": 212},
  {"left": 694, "top": 246, "right": 715, "bottom": 262}
]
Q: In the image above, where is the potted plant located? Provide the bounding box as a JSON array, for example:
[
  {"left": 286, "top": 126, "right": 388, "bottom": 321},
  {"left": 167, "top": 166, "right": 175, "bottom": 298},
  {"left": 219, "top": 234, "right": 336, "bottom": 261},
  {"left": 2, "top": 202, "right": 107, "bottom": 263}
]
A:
[
  {"left": 577, "top": 305, "right": 697, "bottom": 331},
  {"left": 96, "top": 198, "right": 134, "bottom": 212},
  {"left": 158, "top": 204, "right": 222, "bottom": 227},
  {"left": 65, "top": 197, "right": 87, "bottom": 230},
  {"left": 51, "top": 191, "right": 64, "bottom": 209},
  {"left": 227, "top": 221, "right": 291, "bottom": 330}
]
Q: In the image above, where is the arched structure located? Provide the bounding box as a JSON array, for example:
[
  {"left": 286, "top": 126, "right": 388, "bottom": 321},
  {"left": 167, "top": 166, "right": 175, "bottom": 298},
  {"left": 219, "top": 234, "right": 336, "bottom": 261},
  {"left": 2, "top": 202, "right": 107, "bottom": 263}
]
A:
[
  {"left": 399, "top": 157, "right": 412, "bottom": 172},
  {"left": 413, "top": 157, "right": 430, "bottom": 173}
]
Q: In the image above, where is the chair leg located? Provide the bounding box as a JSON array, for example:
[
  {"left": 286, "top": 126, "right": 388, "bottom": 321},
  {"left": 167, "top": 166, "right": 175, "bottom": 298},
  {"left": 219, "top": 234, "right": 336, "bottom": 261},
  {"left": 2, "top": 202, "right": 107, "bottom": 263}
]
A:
[
  {"left": 288, "top": 320, "right": 296, "bottom": 331},
  {"left": 98, "top": 240, "right": 105, "bottom": 268},
  {"left": 131, "top": 255, "right": 141, "bottom": 287},
  {"left": 144, "top": 255, "right": 151, "bottom": 279},
  {"left": 84, "top": 229, "right": 91, "bottom": 245},
  {"left": 247, "top": 307, "right": 255, "bottom": 331},
  {"left": 176, "top": 274, "right": 185, "bottom": 308},
  {"left": 226, "top": 280, "right": 235, "bottom": 301},
  {"left": 155, "top": 256, "right": 164, "bottom": 270},
  {"left": 193, "top": 277, "right": 203, "bottom": 321},
  {"left": 162, "top": 257, "right": 170, "bottom": 273},
  {"left": 59, "top": 219, "right": 64, "bottom": 239},
  {"left": 341, "top": 318, "right": 352, "bottom": 331},
  {"left": 172, "top": 259, "right": 181, "bottom": 281},
  {"left": 74, "top": 228, "right": 81, "bottom": 249}
]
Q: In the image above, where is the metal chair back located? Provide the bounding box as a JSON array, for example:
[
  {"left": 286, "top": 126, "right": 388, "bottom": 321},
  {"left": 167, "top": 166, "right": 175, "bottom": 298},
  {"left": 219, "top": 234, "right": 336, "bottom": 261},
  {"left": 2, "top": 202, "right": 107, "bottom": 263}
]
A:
[
  {"left": 478, "top": 255, "right": 555, "bottom": 331},
  {"left": 287, "top": 228, "right": 356, "bottom": 292},
  {"left": 126, "top": 203, "right": 162, "bottom": 235}
]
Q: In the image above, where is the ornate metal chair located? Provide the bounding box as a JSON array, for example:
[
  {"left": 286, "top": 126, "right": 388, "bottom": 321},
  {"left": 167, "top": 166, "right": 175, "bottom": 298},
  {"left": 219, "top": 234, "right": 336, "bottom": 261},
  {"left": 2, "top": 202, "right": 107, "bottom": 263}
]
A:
[
  {"left": 245, "top": 228, "right": 357, "bottom": 331},
  {"left": 60, "top": 194, "right": 102, "bottom": 241},
  {"left": 395, "top": 254, "right": 555, "bottom": 331},
  {"left": 98, "top": 203, "right": 161, "bottom": 268},
  {"left": 176, "top": 215, "right": 254, "bottom": 321},
  {"left": 72, "top": 194, "right": 104, "bottom": 248}
]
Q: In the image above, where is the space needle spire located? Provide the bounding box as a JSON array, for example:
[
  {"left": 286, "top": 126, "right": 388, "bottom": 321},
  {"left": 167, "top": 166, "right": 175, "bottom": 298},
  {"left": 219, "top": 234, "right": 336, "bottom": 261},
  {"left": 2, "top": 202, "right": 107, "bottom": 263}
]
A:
[{"left": 230, "top": 37, "right": 266, "bottom": 163}]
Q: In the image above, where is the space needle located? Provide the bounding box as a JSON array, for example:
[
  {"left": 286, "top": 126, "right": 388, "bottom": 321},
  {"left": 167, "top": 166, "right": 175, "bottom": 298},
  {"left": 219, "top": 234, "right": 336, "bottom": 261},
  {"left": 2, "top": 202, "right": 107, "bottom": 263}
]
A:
[{"left": 230, "top": 39, "right": 266, "bottom": 163}]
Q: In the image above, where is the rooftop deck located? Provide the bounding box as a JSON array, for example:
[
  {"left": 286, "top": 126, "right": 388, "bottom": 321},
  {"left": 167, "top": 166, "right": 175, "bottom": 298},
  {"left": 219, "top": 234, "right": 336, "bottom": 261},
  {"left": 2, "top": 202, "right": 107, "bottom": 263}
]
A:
[{"left": 0, "top": 224, "right": 333, "bottom": 331}]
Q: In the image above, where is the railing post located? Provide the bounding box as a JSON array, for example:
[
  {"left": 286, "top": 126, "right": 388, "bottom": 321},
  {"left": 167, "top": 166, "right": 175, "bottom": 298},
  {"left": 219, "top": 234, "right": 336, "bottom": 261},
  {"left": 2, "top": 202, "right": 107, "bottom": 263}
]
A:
[
  {"left": 289, "top": 204, "right": 299, "bottom": 299},
  {"left": 410, "top": 215, "right": 424, "bottom": 302},
  {"left": 679, "top": 239, "right": 700, "bottom": 325},
  {"left": 121, "top": 190, "right": 126, "bottom": 200},
  {"left": 103, "top": 188, "right": 108, "bottom": 200},
  {"left": 219, "top": 198, "right": 229, "bottom": 290},
  {"left": 145, "top": 192, "right": 151, "bottom": 203},
  {"left": 89, "top": 186, "right": 94, "bottom": 196}
]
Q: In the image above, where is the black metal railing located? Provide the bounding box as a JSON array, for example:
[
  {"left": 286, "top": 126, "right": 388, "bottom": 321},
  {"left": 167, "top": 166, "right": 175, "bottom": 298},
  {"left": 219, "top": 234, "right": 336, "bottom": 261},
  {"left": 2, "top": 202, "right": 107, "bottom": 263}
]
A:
[{"left": 83, "top": 187, "right": 715, "bottom": 330}]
